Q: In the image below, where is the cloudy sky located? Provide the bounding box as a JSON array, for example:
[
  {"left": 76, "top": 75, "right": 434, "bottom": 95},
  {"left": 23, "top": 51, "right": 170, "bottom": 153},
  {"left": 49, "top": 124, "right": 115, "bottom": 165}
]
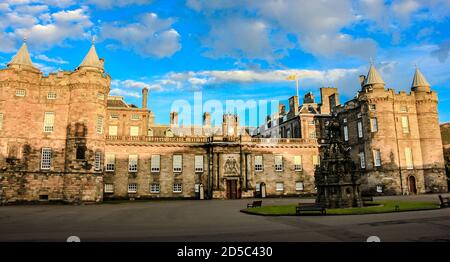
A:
[{"left": 1, "top": 0, "right": 450, "bottom": 125}]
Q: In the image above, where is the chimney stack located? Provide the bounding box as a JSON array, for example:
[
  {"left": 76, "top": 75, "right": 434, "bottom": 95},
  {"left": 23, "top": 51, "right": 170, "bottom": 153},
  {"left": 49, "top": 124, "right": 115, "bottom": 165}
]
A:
[{"left": 142, "top": 87, "right": 148, "bottom": 109}]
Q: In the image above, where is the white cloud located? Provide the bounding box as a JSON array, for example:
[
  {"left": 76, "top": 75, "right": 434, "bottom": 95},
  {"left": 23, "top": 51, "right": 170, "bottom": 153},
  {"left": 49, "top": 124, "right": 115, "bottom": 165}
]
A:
[
  {"left": 35, "top": 54, "right": 69, "bottom": 64},
  {"left": 84, "top": 0, "right": 153, "bottom": 9},
  {"left": 109, "top": 88, "right": 141, "bottom": 98},
  {"left": 100, "top": 12, "right": 181, "bottom": 58},
  {"left": 431, "top": 40, "right": 450, "bottom": 63}
]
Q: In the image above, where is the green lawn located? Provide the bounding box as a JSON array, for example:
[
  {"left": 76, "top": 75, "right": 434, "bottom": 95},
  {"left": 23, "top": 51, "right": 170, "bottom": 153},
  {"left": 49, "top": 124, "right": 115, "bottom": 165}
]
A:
[{"left": 242, "top": 201, "right": 440, "bottom": 216}]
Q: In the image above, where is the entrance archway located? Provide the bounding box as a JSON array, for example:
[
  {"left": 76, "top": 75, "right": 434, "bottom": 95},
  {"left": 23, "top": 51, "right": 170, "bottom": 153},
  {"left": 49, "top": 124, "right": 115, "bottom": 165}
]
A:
[{"left": 408, "top": 176, "right": 417, "bottom": 194}]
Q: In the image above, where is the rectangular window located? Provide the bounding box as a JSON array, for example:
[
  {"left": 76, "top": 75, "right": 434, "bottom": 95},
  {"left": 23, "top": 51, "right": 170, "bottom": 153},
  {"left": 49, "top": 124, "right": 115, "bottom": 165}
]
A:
[
  {"left": 131, "top": 114, "right": 140, "bottom": 120},
  {"left": 105, "top": 153, "right": 115, "bottom": 171},
  {"left": 312, "top": 155, "right": 320, "bottom": 167},
  {"left": 294, "top": 156, "right": 302, "bottom": 171},
  {"left": 173, "top": 183, "right": 183, "bottom": 193},
  {"left": 94, "top": 151, "right": 102, "bottom": 171},
  {"left": 173, "top": 155, "right": 182, "bottom": 172},
  {"left": 296, "top": 182, "right": 304, "bottom": 191},
  {"left": 40, "top": 148, "right": 52, "bottom": 170},
  {"left": 110, "top": 114, "right": 119, "bottom": 120},
  {"left": 43, "top": 112, "right": 55, "bottom": 133},
  {"left": 369, "top": 104, "right": 376, "bottom": 111},
  {"left": 255, "top": 155, "right": 263, "bottom": 171},
  {"left": 370, "top": 118, "right": 378, "bottom": 132},
  {"left": 150, "top": 183, "right": 160, "bottom": 193},
  {"left": 15, "top": 89, "right": 26, "bottom": 97},
  {"left": 308, "top": 120, "right": 315, "bottom": 125},
  {"left": 195, "top": 155, "right": 204, "bottom": 172},
  {"left": 128, "top": 155, "right": 138, "bottom": 172},
  {"left": 359, "top": 152, "right": 366, "bottom": 169},
  {"left": 96, "top": 116, "right": 104, "bottom": 134},
  {"left": 401, "top": 116, "right": 409, "bottom": 134},
  {"left": 195, "top": 184, "right": 200, "bottom": 193},
  {"left": 276, "top": 182, "right": 284, "bottom": 192},
  {"left": 309, "top": 131, "right": 317, "bottom": 139},
  {"left": 130, "top": 126, "right": 139, "bottom": 136},
  {"left": 274, "top": 155, "right": 283, "bottom": 171},
  {"left": 128, "top": 183, "right": 137, "bottom": 193},
  {"left": 400, "top": 106, "right": 408, "bottom": 112},
  {"left": 255, "top": 183, "right": 261, "bottom": 192},
  {"left": 343, "top": 126, "right": 349, "bottom": 141},
  {"left": 104, "top": 184, "right": 114, "bottom": 193},
  {"left": 405, "top": 147, "right": 413, "bottom": 169},
  {"left": 357, "top": 121, "right": 363, "bottom": 138},
  {"left": 109, "top": 125, "right": 118, "bottom": 136},
  {"left": 97, "top": 93, "right": 105, "bottom": 100},
  {"left": 373, "top": 150, "right": 381, "bottom": 167},
  {"left": 0, "top": 113, "right": 3, "bottom": 130},
  {"left": 47, "top": 91, "right": 57, "bottom": 100},
  {"left": 151, "top": 155, "right": 160, "bottom": 172}
]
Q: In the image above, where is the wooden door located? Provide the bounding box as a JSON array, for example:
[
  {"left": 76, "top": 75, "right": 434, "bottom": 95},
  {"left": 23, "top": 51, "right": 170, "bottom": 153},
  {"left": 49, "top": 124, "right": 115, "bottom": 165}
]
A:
[{"left": 227, "top": 180, "right": 238, "bottom": 199}]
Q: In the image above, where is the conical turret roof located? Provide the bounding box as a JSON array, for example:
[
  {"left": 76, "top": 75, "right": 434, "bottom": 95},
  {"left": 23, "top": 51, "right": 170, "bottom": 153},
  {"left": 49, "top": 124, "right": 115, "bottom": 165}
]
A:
[
  {"left": 78, "top": 43, "right": 103, "bottom": 71},
  {"left": 411, "top": 67, "right": 430, "bottom": 88},
  {"left": 363, "top": 64, "right": 385, "bottom": 86},
  {"left": 7, "top": 41, "right": 38, "bottom": 70}
]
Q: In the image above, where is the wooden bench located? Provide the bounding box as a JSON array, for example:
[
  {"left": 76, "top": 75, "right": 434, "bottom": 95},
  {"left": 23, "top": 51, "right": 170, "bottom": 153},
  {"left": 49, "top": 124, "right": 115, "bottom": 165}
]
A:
[
  {"left": 296, "top": 204, "right": 326, "bottom": 215},
  {"left": 438, "top": 195, "right": 450, "bottom": 208},
  {"left": 247, "top": 200, "right": 262, "bottom": 208}
]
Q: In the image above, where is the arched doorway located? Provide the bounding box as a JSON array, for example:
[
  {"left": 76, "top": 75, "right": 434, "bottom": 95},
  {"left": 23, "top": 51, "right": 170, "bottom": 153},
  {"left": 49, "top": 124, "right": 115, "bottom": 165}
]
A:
[{"left": 408, "top": 176, "right": 417, "bottom": 194}]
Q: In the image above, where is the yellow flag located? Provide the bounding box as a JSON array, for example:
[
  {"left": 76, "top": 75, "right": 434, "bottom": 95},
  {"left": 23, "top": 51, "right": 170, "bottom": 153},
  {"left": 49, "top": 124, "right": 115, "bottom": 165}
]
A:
[{"left": 286, "top": 74, "right": 297, "bottom": 80}]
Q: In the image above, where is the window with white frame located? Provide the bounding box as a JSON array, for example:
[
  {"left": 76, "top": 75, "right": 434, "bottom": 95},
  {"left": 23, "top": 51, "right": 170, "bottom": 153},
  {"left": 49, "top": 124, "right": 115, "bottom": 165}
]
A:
[
  {"left": 296, "top": 182, "right": 304, "bottom": 191},
  {"left": 343, "top": 126, "right": 349, "bottom": 141},
  {"left": 43, "top": 112, "right": 55, "bottom": 133},
  {"left": 128, "top": 183, "right": 137, "bottom": 193},
  {"left": 47, "top": 91, "right": 57, "bottom": 100},
  {"left": 195, "top": 184, "right": 200, "bottom": 193},
  {"left": 401, "top": 116, "right": 409, "bottom": 134},
  {"left": 255, "top": 155, "right": 263, "bottom": 171},
  {"left": 97, "top": 93, "right": 105, "bottom": 100},
  {"left": 15, "top": 89, "right": 26, "bottom": 97},
  {"left": 104, "top": 184, "right": 114, "bottom": 193},
  {"left": 370, "top": 118, "right": 378, "bottom": 132},
  {"left": 400, "top": 106, "right": 408, "bottom": 112},
  {"left": 195, "top": 155, "right": 204, "bottom": 172},
  {"left": 276, "top": 182, "right": 284, "bottom": 192},
  {"left": 105, "top": 153, "right": 115, "bottom": 171},
  {"left": 357, "top": 121, "right": 363, "bottom": 138},
  {"left": 150, "top": 183, "right": 160, "bottom": 193},
  {"left": 96, "top": 116, "right": 104, "bottom": 134},
  {"left": 109, "top": 125, "right": 118, "bottom": 136},
  {"left": 359, "top": 152, "right": 366, "bottom": 169},
  {"left": 173, "top": 183, "right": 182, "bottom": 193},
  {"left": 373, "top": 149, "right": 381, "bottom": 167},
  {"left": 312, "top": 155, "right": 320, "bottom": 167},
  {"left": 0, "top": 113, "right": 3, "bottom": 130},
  {"left": 405, "top": 147, "right": 413, "bottom": 169},
  {"left": 151, "top": 155, "right": 160, "bottom": 172},
  {"left": 131, "top": 114, "right": 140, "bottom": 120},
  {"left": 128, "top": 155, "right": 138, "bottom": 172},
  {"left": 94, "top": 151, "right": 102, "bottom": 171},
  {"left": 294, "top": 156, "right": 302, "bottom": 171},
  {"left": 274, "top": 155, "right": 283, "bottom": 171},
  {"left": 173, "top": 155, "right": 182, "bottom": 172},
  {"left": 40, "top": 148, "right": 52, "bottom": 170},
  {"left": 255, "top": 183, "right": 261, "bottom": 192},
  {"left": 130, "top": 126, "right": 139, "bottom": 136}
]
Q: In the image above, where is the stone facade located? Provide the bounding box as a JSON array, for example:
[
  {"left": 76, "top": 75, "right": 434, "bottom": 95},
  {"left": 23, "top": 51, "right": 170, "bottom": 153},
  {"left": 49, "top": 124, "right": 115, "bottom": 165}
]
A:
[{"left": 0, "top": 42, "right": 447, "bottom": 204}]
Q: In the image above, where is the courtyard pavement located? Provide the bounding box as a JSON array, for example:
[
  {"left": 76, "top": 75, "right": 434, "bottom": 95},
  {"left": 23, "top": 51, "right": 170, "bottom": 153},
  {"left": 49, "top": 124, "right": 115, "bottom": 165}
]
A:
[{"left": 0, "top": 194, "right": 449, "bottom": 242}]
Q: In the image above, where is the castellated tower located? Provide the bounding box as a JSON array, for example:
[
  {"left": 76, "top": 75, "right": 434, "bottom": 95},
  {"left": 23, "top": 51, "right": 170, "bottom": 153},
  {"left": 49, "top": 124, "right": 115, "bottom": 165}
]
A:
[
  {"left": 411, "top": 68, "right": 447, "bottom": 192},
  {"left": 64, "top": 43, "right": 111, "bottom": 173}
]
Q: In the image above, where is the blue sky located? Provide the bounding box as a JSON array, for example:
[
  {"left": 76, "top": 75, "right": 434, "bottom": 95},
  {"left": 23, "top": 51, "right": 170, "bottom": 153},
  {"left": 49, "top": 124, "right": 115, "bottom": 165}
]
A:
[{"left": 1, "top": 0, "right": 450, "bottom": 126}]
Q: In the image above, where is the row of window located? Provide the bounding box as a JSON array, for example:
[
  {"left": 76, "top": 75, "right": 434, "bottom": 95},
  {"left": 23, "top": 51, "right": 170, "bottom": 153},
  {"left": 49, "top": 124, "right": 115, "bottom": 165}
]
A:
[
  {"left": 254, "top": 155, "right": 320, "bottom": 172},
  {"left": 14, "top": 89, "right": 106, "bottom": 101},
  {"left": 342, "top": 116, "right": 410, "bottom": 141},
  {"left": 357, "top": 148, "right": 414, "bottom": 169},
  {"left": 104, "top": 183, "right": 184, "bottom": 194},
  {"left": 256, "top": 182, "right": 305, "bottom": 192}
]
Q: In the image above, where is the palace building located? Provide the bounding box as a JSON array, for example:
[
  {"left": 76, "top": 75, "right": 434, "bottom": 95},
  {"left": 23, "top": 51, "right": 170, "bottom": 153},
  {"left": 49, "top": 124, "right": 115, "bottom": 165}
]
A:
[{"left": 0, "top": 41, "right": 447, "bottom": 204}]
